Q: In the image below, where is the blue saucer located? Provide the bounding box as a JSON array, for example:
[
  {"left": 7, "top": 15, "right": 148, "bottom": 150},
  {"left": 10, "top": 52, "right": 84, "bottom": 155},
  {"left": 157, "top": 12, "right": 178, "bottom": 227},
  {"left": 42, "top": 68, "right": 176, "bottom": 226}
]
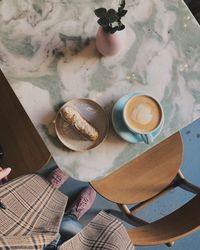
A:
[{"left": 112, "top": 93, "right": 164, "bottom": 144}]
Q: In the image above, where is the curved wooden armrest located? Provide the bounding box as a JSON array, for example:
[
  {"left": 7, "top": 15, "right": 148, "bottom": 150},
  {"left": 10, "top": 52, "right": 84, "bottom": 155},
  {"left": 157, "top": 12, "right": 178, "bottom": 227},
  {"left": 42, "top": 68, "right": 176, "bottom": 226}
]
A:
[{"left": 128, "top": 193, "right": 200, "bottom": 246}]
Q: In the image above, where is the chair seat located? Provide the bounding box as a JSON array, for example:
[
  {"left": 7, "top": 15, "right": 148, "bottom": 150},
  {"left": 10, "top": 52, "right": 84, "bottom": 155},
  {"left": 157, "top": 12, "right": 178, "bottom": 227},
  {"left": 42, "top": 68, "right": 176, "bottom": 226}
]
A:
[{"left": 128, "top": 193, "right": 200, "bottom": 246}]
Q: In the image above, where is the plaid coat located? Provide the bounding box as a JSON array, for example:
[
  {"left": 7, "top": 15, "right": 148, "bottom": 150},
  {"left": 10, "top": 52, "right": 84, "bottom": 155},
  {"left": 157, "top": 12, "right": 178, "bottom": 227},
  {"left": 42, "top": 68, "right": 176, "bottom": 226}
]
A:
[
  {"left": 0, "top": 174, "right": 135, "bottom": 250},
  {"left": 59, "top": 211, "right": 135, "bottom": 250}
]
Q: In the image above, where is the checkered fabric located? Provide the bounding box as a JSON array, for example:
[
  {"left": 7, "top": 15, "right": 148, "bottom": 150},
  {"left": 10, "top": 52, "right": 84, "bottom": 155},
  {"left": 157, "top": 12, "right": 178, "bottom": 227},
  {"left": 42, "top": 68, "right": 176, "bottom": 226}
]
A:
[
  {"left": 0, "top": 174, "right": 135, "bottom": 250},
  {"left": 0, "top": 174, "right": 68, "bottom": 250},
  {"left": 59, "top": 211, "right": 135, "bottom": 250}
]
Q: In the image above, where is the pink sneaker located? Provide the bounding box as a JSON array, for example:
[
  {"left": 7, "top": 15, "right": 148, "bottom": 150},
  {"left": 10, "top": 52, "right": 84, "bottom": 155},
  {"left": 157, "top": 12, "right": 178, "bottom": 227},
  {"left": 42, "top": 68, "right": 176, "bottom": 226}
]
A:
[
  {"left": 65, "top": 186, "right": 96, "bottom": 220},
  {"left": 47, "top": 168, "right": 69, "bottom": 189}
]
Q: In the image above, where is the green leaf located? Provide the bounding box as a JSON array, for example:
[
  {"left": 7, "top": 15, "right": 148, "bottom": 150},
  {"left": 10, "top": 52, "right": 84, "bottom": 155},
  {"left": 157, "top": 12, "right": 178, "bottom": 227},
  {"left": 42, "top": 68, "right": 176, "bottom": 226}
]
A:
[
  {"left": 118, "top": 9, "right": 127, "bottom": 17},
  {"left": 110, "top": 26, "right": 118, "bottom": 33},
  {"left": 118, "top": 24, "right": 125, "bottom": 31},
  {"left": 97, "top": 17, "right": 109, "bottom": 26},
  {"left": 107, "top": 9, "right": 118, "bottom": 22},
  {"left": 103, "top": 26, "right": 113, "bottom": 33},
  {"left": 107, "top": 9, "right": 117, "bottom": 16},
  {"left": 109, "top": 16, "right": 118, "bottom": 23},
  {"left": 94, "top": 8, "right": 107, "bottom": 18}
]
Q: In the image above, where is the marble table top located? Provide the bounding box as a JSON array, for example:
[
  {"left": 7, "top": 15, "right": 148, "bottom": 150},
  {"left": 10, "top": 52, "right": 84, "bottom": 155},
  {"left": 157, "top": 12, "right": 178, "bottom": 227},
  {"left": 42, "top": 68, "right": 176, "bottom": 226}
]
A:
[{"left": 0, "top": 0, "right": 200, "bottom": 181}]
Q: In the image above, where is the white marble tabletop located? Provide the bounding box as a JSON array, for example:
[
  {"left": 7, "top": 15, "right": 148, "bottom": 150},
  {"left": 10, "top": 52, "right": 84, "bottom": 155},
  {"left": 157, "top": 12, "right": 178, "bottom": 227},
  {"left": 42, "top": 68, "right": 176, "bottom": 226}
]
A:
[{"left": 0, "top": 0, "right": 200, "bottom": 181}]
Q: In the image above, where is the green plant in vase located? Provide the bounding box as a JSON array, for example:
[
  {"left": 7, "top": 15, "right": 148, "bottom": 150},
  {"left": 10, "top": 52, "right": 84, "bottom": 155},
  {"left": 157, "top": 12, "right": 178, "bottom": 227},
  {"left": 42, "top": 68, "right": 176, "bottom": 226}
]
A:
[
  {"left": 94, "top": 0, "right": 128, "bottom": 56},
  {"left": 94, "top": 0, "right": 127, "bottom": 33}
]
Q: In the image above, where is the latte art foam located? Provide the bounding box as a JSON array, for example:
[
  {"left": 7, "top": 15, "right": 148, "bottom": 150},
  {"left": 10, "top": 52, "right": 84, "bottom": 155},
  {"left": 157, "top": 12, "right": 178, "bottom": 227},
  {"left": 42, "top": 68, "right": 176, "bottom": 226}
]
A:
[
  {"left": 131, "top": 103, "right": 153, "bottom": 125},
  {"left": 124, "top": 95, "right": 162, "bottom": 133}
]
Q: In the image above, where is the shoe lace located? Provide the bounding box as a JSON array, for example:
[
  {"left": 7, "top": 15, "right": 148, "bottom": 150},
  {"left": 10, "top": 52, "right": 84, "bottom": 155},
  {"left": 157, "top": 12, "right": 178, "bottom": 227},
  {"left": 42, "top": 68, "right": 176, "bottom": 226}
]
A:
[
  {"left": 51, "top": 174, "right": 62, "bottom": 184},
  {"left": 74, "top": 196, "right": 89, "bottom": 215}
]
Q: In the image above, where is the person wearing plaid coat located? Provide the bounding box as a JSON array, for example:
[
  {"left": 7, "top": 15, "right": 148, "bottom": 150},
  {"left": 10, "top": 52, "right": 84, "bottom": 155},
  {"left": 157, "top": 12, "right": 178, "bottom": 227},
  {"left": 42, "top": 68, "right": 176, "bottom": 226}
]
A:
[{"left": 0, "top": 169, "right": 135, "bottom": 250}]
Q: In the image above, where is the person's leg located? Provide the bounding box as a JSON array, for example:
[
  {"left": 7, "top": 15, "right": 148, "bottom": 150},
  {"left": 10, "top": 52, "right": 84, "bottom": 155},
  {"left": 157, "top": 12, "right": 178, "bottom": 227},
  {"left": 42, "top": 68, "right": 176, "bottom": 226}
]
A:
[
  {"left": 44, "top": 214, "right": 83, "bottom": 250},
  {"left": 43, "top": 235, "right": 60, "bottom": 250},
  {"left": 43, "top": 168, "right": 69, "bottom": 249},
  {"left": 58, "top": 186, "right": 96, "bottom": 245},
  {"left": 44, "top": 183, "right": 96, "bottom": 249},
  {"left": 58, "top": 214, "right": 83, "bottom": 244}
]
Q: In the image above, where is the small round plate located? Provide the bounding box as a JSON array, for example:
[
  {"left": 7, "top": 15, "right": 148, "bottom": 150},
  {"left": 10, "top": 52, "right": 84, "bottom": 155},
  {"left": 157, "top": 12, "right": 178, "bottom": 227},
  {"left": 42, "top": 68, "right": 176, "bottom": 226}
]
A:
[
  {"left": 112, "top": 93, "right": 164, "bottom": 143},
  {"left": 55, "top": 99, "right": 109, "bottom": 151}
]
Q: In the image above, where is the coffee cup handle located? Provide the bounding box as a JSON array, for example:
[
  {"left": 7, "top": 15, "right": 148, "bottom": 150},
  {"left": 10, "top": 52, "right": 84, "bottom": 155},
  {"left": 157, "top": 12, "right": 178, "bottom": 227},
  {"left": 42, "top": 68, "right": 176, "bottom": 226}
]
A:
[{"left": 141, "top": 134, "right": 154, "bottom": 144}]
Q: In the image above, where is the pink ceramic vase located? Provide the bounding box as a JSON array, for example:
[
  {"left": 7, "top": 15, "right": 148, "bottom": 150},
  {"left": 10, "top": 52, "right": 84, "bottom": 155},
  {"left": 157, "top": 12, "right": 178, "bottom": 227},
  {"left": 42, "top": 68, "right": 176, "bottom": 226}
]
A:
[{"left": 95, "top": 26, "right": 125, "bottom": 56}]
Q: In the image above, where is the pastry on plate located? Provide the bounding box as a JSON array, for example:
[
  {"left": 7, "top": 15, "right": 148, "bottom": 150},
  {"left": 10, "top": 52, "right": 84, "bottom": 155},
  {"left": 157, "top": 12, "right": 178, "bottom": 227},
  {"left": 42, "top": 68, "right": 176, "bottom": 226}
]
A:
[{"left": 61, "top": 106, "right": 99, "bottom": 141}]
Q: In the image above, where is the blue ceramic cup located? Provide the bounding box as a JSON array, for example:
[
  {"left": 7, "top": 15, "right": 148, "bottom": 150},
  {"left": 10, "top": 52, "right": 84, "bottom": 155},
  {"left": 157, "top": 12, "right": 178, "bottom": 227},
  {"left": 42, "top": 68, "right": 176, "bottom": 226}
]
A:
[{"left": 112, "top": 93, "right": 164, "bottom": 144}]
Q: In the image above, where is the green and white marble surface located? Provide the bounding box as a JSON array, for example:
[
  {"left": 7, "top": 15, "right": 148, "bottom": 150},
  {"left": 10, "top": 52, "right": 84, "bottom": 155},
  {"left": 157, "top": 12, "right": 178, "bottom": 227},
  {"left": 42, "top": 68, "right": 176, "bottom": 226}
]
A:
[{"left": 0, "top": 0, "right": 200, "bottom": 181}]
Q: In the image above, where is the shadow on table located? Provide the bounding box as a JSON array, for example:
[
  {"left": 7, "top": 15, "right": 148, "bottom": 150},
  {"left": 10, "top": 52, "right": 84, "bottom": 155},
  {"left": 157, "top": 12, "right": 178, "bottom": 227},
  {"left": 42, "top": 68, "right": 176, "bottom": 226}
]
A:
[{"left": 52, "top": 35, "right": 101, "bottom": 60}]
